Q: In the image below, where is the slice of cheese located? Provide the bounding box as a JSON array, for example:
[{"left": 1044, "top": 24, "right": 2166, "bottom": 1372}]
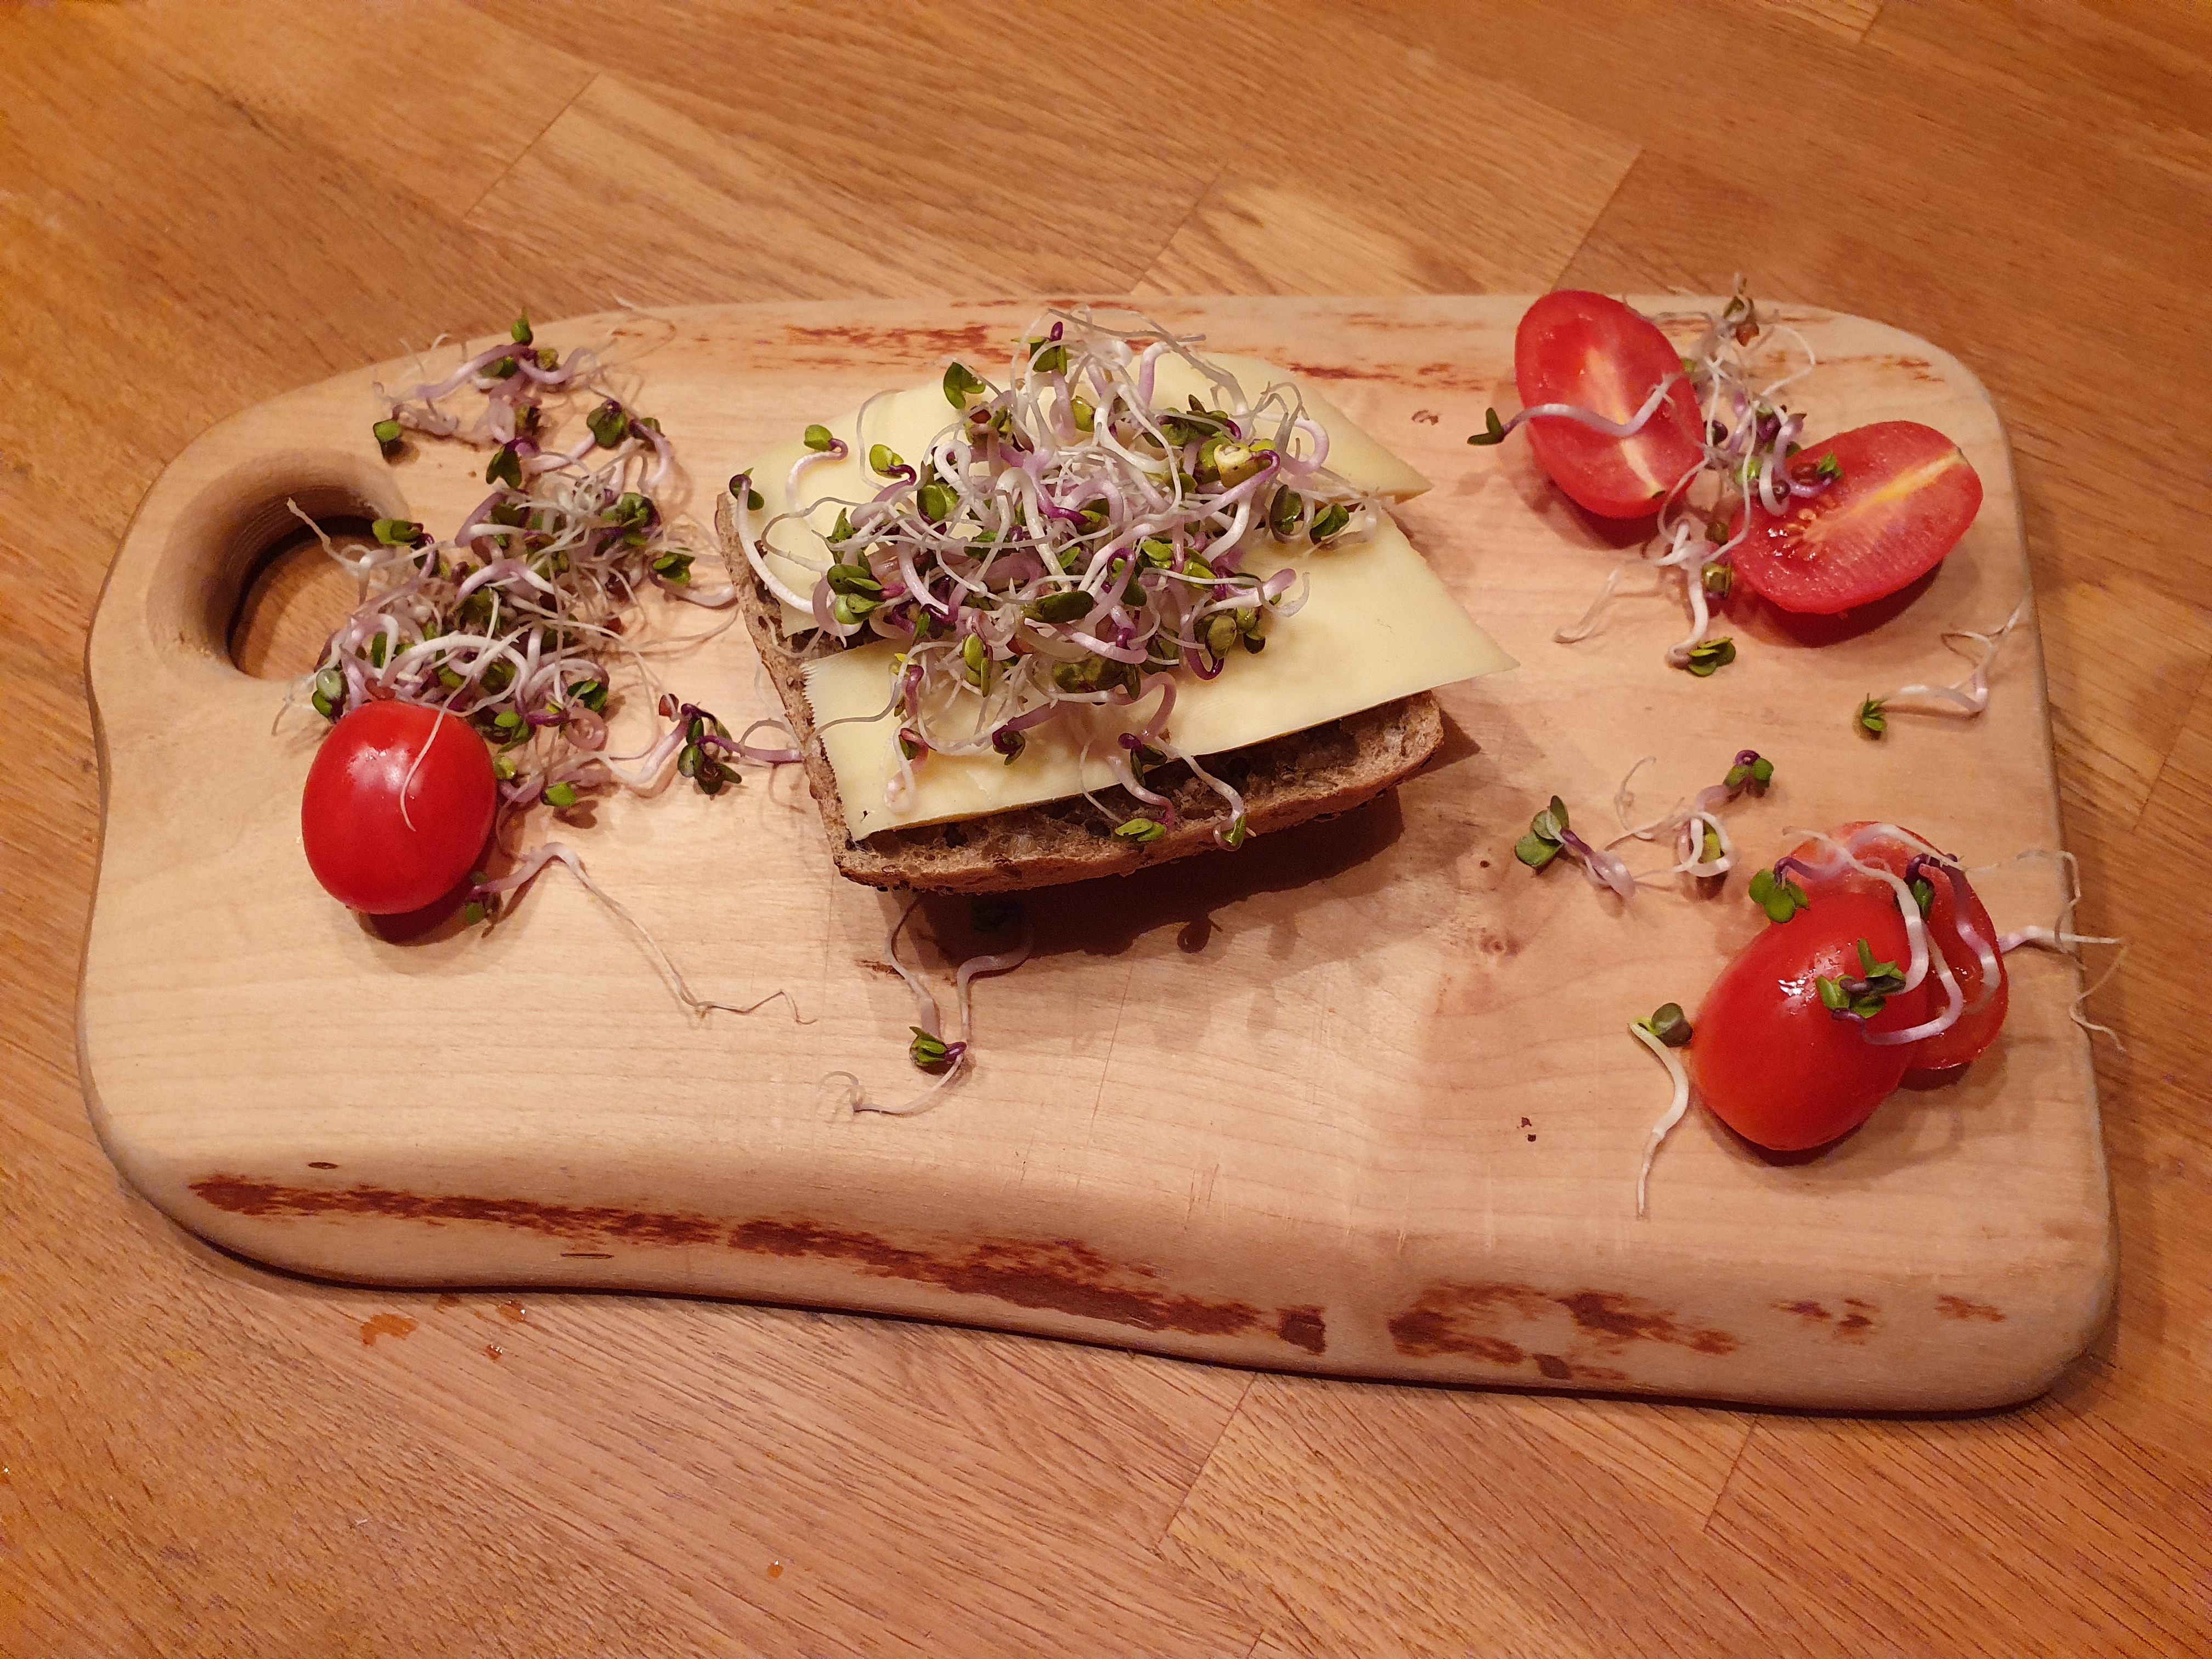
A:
[
  {"left": 742, "top": 356, "right": 1428, "bottom": 635},
  {"left": 803, "top": 512, "right": 1513, "bottom": 838}
]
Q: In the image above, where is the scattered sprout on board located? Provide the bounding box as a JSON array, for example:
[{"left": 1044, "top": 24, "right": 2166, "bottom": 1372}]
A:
[
  {"left": 825, "top": 899, "right": 1036, "bottom": 1117},
  {"left": 302, "top": 312, "right": 788, "bottom": 839},
  {"left": 1982, "top": 848, "right": 2128, "bottom": 1050},
  {"left": 1522, "top": 748, "right": 1778, "bottom": 905},
  {"left": 1856, "top": 599, "right": 2028, "bottom": 736},
  {"left": 1629, "top": 1003, "right": 1694, "bottom": 1218}
]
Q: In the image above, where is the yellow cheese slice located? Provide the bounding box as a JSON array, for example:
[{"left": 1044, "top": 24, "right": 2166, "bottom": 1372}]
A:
[
  {"left": 741, "top": 356, "right": 1429, "bottom": 636},
  {"left": 803, "top": 512, "right": 1513, "bottom": 838}
]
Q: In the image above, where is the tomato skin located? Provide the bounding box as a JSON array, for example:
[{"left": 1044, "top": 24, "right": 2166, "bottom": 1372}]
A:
[
  {"left": 1514, "top": 291, "right": 1705, "bottom": 520},
  {"left": 1788, "top": 822, "right": 2010, "bottom": 1071},
  {"left": 1731, "top": 422, "right": 1983, "bottom": 614},
  {"left": 302, "top": 702, "right": 497, "bottom": 915},
  {"left": 1691, "top": 890, "right": 1934, "bottom": 1152}
]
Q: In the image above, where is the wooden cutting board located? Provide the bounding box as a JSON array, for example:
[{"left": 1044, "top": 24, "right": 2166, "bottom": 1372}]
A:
[{"left": 80, "top": 297, "right": 2111, "bottom": 1410}]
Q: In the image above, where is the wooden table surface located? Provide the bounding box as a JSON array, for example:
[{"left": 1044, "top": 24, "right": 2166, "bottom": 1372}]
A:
[{"left": 3, "top": 3, "right": 2207, "bottom": 1654}]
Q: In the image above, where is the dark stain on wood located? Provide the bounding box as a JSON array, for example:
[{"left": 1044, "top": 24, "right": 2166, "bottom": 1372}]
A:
[
  {"left": 1778, "top": 1297, "right": 1880, "bottom": 1341},
  {"left": 358, "top": 1313, "right": 415, "bottom": 1347},
  {"left": 1387, "top": 1307, "right": 1526, "bottom": 1367},
  {"left": 307, "top": 1160, "right": 337, "bottom": 1170},
  {"left": 730, "top": 1218, "right": 1267, "bottom": 1339},
  {"left": 1835, "top": 1297, "right": 1877, "bottom": 1342},
  {"left": 190, "top": 1176, "right": 726, "bottom": 1248},
  {"left": 1276, "top": 1307, "right": 1328, "bottom": 1355},
  {"left": 1558, "top": 1290, "right": 1739, "bottom": 1356},
  {"left": 1936, "top": 1295, "right": 2006, "bottom": 1323},
  {"left": 191, "top": 1176, "right": 1318, "bottom": 1350},
  {"left": 1876, "top": 352, "right": 1942, "bottom": 383},
  {"left": 783, "top": 322, "right": 998, "bottom": 357},
  {"left": 1279, "top": 359, "right": 1368, "bottom": 382},
  {"left": 1389, "top": 1280, "right": 1739, "bottom": 1368}
]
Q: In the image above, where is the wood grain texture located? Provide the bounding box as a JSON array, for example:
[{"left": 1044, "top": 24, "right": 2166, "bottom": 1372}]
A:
[
  {"left": 4, "top": 1, "right": 2208, "bottom": 1653},
  {"left": 82, "top": 296, "right": 2103, "bottom": 1412}
]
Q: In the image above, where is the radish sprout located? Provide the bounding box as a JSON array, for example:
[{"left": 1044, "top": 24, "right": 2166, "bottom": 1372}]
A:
[
  {"left": 1858, "top": 599, "right": 2028, "bottom": 736},
  {"left": 1610, "top": 748, "right": 1774, "bottom": 883},
  {"left": 1780, "top": 825, "right": 1968, "bottom": 1048},
  {"left": 1629, "top": 1002, "right": 1694, "bottom": 1218},
  {"left": 741, "top": 308, "right": 1381, "bottom": 841},
  {"left": 301, "top": 312, "right": 801, "bottom": 910},
  {"left": 287, "top": 312, "right": 816, "bottom": 1031},
  {"left": 461, "top": 842, "right": 807, "bottom": 1025},
  {"left": 1983, "top": 848, "right": 2128, "bottom": 1049},
  {"left": 1514, "top": 794, "right": 1635, "bottom": 900},
  {"left": 839, "top": 899, "right": 1037, "bottom": 1117}
]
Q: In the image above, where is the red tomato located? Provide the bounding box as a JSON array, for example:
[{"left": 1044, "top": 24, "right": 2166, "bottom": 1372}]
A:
[
  {"left": 1788, "top": 822, "right": 2009, "bottom": 1071},
  {"left": 1513, "top": 290, "right": 1705, "bottom": 520},
  {"left": 1690, "top": 890, "right": 1934, "bottom": 1152},
  {"left": 302, "top": 702, "right": 496, "bottom": 914},
  {"left": 1730, "top": 422, "right": 1983, "bottom": 614}
]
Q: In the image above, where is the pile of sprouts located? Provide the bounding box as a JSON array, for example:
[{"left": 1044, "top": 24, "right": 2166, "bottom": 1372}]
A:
[
  {"left": 730, "top": 308, "right": 1387, "bottom": 843},
  {"left": 296, "top": 311, "right": 799, "bottom": 923}
]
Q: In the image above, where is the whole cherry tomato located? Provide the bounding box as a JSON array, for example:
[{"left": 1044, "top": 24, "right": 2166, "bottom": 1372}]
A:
[{"left": 302, "top": 702, "right": 496, "bottom": 914}]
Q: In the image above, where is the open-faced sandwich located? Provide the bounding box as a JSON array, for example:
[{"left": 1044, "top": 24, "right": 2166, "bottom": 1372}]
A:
[{"left": 718, "top": 311, "right": 1513, "bottom": 893}]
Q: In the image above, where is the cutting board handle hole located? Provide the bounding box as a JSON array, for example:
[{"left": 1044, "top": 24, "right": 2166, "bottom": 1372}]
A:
[
  {"left": 150, "top": 455, "right": 402, "bottom": 680},
  {"left": 229, "top": 506, "right": 378, "bottom": 679}
]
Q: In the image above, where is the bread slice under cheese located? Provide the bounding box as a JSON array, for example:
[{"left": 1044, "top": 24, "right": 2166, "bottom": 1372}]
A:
[{"left": 719, "top": 356, "right": 1513, "bottom": 893}]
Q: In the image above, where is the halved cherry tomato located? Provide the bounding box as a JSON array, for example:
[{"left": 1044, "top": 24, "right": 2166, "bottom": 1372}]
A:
[
  {"left": 1730, "top": 422, "right": 1982, "bottom": 614},
  {"left": 1690, "top": 889, "right": 1934, "bottom": 1152},
  {"left": 1514, "top": 290, "right": 1705, "bottom": 520},
  {"left": 302, "top": 702, "right": 496, "bottom": 914},
  {"left": 1788, "top": 822, "right": 2009, "bottom": 1071}
]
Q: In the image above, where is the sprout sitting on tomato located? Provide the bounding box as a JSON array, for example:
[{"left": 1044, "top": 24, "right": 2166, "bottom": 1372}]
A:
[
  {"left": 1472, "top": 283, "right": 1994, "bottom": 704},
  {"left": 1630, "top": 820, "right": 2120, "bottom": 1214}
]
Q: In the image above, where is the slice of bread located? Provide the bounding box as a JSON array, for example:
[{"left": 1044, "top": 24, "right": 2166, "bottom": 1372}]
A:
[{"left": 717, "top": 496, "right": 1441, "bottom": 893}]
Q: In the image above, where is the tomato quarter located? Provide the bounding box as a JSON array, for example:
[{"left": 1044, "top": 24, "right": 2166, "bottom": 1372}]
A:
[
  {"left": 1730, "top": 421, "right": 1983, "bottom": 614},
  {"left": 1690, "top": 889, "right": 1934, "bottom": 1152},
  {"left": 301, "top": 702, "right": 497, "bottom": 915},
  {"left": 1514, "top": 290, "right": 1705, "bottom": 520}
]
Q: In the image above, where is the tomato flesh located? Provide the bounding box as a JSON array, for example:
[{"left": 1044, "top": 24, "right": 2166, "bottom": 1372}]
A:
[
  {"left": 1788, "top": 822, "right": 2010, "bottom": 1071},
  {"left": 1731, "top": 422, "right": 1983, "bottom": 614},
  {"left": 1514, "top": 291, "right": 1705, "bottom": 520},
  {"left": 1691, "top": 890, "right": 1934, "bottom": 1152},
  {"left": 302, "top": 702, "right": 497, "bottom": 914}
]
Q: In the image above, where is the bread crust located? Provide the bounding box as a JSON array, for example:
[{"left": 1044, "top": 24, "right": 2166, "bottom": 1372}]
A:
[{"left": 717, "top": 495, "right": 1440, "bottom": 893}]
